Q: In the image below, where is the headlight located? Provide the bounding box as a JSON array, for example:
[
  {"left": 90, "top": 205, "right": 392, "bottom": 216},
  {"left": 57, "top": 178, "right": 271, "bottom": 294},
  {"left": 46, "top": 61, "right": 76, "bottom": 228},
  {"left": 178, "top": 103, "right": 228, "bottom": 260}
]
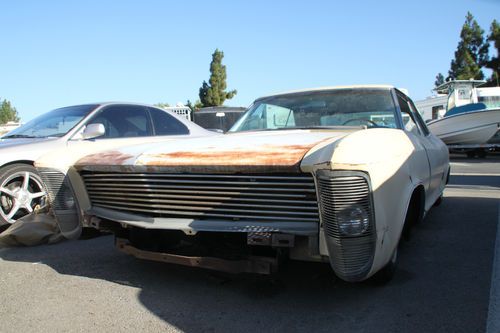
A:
[
  {"left": 337, "top": 204, "right": 370, "bottom": 236},
  {"left": 38, "top": 169, "right": 77, "bottom": 211},
  {"left": 317, "top": 170, "right": 376, "bottom": 281},
  {"left": 62, "top": 187, "right": 76, "bottom": 209}
]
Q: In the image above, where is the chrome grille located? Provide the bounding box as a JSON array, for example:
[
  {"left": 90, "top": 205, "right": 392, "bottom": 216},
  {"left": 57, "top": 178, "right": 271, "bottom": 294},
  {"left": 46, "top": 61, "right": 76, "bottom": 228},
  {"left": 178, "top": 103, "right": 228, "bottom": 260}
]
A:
[
  {"left": 317, "top": 170, "right": 376, "bottom": 281},
  {"left": 38, "top": 168, "right": 74, "bottom": 211},
  {"left": 81, "top": 172, "right": 319, "bottom": 223}
]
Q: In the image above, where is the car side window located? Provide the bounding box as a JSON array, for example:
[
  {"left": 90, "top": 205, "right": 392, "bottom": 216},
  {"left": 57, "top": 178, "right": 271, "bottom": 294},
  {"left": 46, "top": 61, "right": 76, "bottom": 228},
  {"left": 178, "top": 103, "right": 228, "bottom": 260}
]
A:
[
  {"left": 408, "top": 100, "right": 430, "bottom": 136},
  {"left": 88, "top": 105, "right": 152, "bottom": 139},
  {"left": 397, "top": 95, "right": 422, "bottom": 136},
  {"left": 148, "top": 107, "right": 190, "bottom": 135}
]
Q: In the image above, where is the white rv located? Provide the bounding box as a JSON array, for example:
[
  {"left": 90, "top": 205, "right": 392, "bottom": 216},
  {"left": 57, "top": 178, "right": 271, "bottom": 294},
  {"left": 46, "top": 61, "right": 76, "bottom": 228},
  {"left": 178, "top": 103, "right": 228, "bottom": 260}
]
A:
[{"left": 414, "top": 95, "right": 447, "bottom": 121}]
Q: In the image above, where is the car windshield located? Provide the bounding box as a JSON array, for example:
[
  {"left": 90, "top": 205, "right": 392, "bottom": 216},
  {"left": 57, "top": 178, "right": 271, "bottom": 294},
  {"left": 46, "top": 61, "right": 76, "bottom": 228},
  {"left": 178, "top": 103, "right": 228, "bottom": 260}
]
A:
[
  {"left": 2, "top": 104, "right": 98, "bottom": 138},
  {"left": 230, "top": 89, "right": 398, "bottom": 132}
]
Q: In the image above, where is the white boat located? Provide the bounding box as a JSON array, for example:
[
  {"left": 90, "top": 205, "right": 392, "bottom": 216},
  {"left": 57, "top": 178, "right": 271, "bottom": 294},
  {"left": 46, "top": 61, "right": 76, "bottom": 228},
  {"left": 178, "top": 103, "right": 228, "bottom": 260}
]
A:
[
  {"left": 427, "top": 109, "right": 500, "bottom": 144},
  {"left": 426, "top": 80, "right": 500, "bottom": 145}
]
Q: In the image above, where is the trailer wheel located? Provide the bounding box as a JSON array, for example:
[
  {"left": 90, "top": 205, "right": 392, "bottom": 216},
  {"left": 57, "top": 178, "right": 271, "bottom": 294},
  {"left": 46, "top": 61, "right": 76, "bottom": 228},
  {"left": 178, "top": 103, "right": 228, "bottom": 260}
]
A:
[{"left": 476, "top": 150, "right": 487, "bottom": 158}]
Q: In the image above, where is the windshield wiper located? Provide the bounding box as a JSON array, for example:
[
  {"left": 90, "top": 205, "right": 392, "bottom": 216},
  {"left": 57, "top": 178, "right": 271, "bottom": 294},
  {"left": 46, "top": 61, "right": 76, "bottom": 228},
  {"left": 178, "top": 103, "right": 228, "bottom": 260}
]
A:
[{"left": 2, "top": 134, "right": 40, "bottom": 139}]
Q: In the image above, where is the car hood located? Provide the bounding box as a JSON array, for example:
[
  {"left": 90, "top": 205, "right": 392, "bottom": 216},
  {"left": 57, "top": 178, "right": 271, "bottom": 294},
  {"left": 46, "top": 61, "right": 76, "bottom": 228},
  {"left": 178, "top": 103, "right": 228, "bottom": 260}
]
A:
[
  {"left": 75, "top": 129, "right": 359, "bottom": 173},
  {"left": 0, "top": 137, "right": 56, "bottom": 148},
  {"left": 0, "top": 137, "right": 61, "bottom": 165}
]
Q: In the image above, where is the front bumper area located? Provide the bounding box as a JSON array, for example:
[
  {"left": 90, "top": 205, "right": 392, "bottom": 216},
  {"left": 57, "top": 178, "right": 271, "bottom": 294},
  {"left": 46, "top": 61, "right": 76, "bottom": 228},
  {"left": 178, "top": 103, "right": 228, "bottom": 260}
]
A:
[
  {"left": 82, "top": 168, "right": 378, "bottom": 282},
  {"left": 87, "top": 206, "right": 319, "bottom": 236},
  {"left": 116, "top": 237, "right": 279, "bottom": 275}
]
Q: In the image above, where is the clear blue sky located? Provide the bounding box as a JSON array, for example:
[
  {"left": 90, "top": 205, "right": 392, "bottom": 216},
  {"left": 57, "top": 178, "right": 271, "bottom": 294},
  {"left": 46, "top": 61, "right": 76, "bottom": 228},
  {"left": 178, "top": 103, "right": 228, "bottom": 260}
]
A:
[{"left": 1, "top": 0, "right": 499, "bottom": 122}]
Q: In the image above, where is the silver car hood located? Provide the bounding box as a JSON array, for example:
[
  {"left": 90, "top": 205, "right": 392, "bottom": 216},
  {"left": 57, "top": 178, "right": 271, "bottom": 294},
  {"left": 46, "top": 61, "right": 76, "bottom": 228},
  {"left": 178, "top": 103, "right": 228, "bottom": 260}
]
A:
[
  {"left": 0, "top": 137, "right": 53, "bottom": 148},
  {"left": 0, "top": 137, "right": 61, "bottom": 165}
]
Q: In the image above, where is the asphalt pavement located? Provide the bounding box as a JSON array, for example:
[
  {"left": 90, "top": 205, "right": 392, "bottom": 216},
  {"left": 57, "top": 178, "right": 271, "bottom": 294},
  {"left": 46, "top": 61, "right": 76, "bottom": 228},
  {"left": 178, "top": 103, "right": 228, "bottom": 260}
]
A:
[{"left": 0, "top": 154, "right": 499, "bottom": 333}]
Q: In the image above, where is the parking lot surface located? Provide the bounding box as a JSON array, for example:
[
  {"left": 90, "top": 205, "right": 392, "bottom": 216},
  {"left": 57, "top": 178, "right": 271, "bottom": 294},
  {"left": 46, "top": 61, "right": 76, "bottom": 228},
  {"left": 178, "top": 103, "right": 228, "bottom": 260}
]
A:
[{"left": 1, "top": 154, "right": 499, "bottom": 333}]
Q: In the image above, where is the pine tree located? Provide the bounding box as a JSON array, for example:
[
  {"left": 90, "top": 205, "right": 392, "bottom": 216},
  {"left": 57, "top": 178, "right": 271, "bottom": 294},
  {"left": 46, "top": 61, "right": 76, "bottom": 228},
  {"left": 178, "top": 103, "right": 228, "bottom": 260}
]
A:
[
  {"left": 0, "top": 99, "right": 19, "bottom": 124},
  {"left": 486, "top": 20, "right": 500, "bottom": 86},
  {"left": 199, "top": 49, "right": 237, "bottom": 107},
  {"left": 198, "top": 81, "right": 210, "bottom": 106},
  {"left": 434, "top": 73, "right": 445, "bottom": 88},
  {"left": 448, "top": 12, "right": 489, "bottom": 80},
  {"left": 154, "top": 102, "right": 170, "bottom": 109}
]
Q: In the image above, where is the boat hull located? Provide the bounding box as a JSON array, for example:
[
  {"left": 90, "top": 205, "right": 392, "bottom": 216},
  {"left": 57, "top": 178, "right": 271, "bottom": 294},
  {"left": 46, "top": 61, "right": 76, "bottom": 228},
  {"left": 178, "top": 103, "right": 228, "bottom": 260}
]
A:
[{"left": 427, "top": 109, "right": 500, "bottom": 145}]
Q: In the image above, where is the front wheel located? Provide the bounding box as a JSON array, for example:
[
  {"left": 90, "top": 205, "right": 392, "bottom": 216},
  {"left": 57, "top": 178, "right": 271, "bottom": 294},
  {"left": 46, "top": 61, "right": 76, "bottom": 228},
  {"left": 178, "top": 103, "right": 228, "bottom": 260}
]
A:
[
  {"left": 0, "top": 164, "right": 47, "bottom": 225},
  {"left": 466, "top": 151, "right": 476, "bottom": 158},
  {"left": 369, "top": 246, "right": 398, "bottom": 285},
  {"left": 433, "top": 195, "right": 443, "bottom": 207}
]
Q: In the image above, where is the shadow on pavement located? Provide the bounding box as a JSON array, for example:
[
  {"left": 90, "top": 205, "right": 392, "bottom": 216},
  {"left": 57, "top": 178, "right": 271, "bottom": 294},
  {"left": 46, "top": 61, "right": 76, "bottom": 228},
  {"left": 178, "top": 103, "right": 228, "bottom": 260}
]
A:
[
  {"left": 450, "top": 152, "right": 500, "bottom": 162},
  {"left": 449, "top": 174, "right": 500, "bottom": 187},
  {"left": 0, "top": 193, "right": 497, "bottom": 332}
]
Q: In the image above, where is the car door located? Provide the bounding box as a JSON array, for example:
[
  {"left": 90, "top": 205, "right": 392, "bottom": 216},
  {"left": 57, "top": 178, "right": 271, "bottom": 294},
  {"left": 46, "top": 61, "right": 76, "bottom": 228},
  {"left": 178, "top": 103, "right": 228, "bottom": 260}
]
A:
[
  {"left": 86, "top": 104, "right": 153, "bottom": 139},
  {"left": 67, "top": 104, "right": 196, "bottom": 151},
  {"left": 147, "top": 107, "right": 190, "bottom": 136},
  {"left": 66, "top": 104, "right": 155, "bottom": 151},
  {"left": 408, "top": 99, "right": 449, "bottom": 198},
  {"left": 397, "top": 93, "right": 447, "bottom": 207}
]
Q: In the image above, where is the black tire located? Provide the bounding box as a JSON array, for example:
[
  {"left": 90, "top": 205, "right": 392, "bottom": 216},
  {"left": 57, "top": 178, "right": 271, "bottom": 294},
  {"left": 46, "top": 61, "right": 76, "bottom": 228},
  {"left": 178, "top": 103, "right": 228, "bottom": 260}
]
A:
[
  {"left": 402, "top": 189, "right": 425, "bottom": 240},
  {"left": 433, "top": 195, "right": 443, "bottom": 207},
  {"left": 79, "top": 227, "right": 106, "bottom": 240},
  {"left": 0, "top": 223, "right": 10, "bottom": 233},
  {"left": 476, "top": 150, "right": 487, "bottom": 158},
  {"left": 369, "top": 246, "right": 398, "bottom": 285},
  {"left": 0, "top": 163, "right": 46, "bottom": 226},
  {"left": 369, "top": 188, "right": 423, "bottom": 285},
  {"left": 402, "top": 201, "right": 418, "bottom": 240},
  {"left": 466, "top": 151, "right": 476, "bottom": 158}
]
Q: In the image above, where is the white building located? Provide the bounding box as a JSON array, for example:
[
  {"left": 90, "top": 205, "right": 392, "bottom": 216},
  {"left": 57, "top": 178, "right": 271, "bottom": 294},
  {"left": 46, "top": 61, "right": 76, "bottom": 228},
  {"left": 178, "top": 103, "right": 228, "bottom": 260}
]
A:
[{"left": 162, "top": 104, "right": 192, "bottom": 121}]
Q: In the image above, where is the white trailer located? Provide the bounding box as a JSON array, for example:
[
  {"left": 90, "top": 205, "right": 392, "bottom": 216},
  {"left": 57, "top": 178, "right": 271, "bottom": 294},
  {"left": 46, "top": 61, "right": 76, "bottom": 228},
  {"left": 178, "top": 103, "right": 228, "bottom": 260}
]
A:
[
  {"left": 162, "top": 106, "right": 192, "bottom": 121},
  {"left": 414, "top": 95, "right": 447, "bottom": 121}
]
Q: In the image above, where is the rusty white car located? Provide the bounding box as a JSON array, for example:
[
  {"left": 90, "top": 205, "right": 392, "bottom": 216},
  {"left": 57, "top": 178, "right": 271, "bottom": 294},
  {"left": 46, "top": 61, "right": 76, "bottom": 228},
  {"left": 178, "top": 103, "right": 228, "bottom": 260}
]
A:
[
  {"left": 0, "top": 102, "right": 214, "bottom": 229},
  {"left": 37, "top": 86, "right": 450, "bottom": 283}
]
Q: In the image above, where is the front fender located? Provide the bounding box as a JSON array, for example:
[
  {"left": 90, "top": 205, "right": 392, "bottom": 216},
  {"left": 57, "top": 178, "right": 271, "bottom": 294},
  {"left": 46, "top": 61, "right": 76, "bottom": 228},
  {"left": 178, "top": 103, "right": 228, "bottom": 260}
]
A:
[{"left": 305, "top": 128, "right": 424, "bottom": 280}]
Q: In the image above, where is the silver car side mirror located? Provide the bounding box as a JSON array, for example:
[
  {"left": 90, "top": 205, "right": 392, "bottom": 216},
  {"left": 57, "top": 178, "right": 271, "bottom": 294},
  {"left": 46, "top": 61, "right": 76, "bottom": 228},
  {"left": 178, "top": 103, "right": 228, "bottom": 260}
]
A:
[{"left": 82, "top": 123, "right": 105, "bottom": 140}]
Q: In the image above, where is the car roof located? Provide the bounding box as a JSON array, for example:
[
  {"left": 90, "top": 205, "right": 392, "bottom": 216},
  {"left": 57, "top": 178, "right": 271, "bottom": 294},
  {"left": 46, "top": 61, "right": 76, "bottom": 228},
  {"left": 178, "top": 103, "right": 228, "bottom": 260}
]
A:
[
  {"left": 256, "top": 85, "right": 395, "bottom": 101},
  {"left": 52, "top": 102, "right": 175, "bottom": 109},
  {"left": 53, "top": 102, "right": 212, "bottom": 135},
  {"left": 93, "top": 102, "right": 167, "bottom": 108}
]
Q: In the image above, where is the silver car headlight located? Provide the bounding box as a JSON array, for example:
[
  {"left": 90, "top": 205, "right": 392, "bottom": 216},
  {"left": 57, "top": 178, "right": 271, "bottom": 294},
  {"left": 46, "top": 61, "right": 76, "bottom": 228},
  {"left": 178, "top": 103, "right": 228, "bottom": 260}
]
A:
[
  {"left": 61, "top": 186, "right": 76, "bottom": 210},
  {"left": 38, "top": 168, "right": 77, "bottom": 212}
]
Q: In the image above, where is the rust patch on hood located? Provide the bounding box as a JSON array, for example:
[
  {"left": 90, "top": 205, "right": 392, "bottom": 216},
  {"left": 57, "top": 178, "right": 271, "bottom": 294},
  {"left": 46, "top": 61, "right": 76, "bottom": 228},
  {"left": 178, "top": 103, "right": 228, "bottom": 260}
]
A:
[
  {"left": 137, "top": 142, "right": 327, "bottom": 173},
  {"left": 76, "top": 150, "right": 134, "bottom": 166},
  {"left": 143, "top": 144, "right": 313, "bottom": 165}
]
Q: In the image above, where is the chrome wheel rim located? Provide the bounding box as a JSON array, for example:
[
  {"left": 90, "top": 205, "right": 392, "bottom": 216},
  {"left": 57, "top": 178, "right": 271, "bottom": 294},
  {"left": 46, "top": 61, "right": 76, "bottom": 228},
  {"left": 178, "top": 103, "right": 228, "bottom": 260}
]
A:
[{"left": 0, "top": 171, "right": 46, "bottom": 223}]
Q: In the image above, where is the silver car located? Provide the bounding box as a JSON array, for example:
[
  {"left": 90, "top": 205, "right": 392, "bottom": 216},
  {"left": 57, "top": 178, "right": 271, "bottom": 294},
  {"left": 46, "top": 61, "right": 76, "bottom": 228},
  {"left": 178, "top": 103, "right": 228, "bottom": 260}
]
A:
[{"left": 0, "top": 102, "right": 212, "bottom": 227}]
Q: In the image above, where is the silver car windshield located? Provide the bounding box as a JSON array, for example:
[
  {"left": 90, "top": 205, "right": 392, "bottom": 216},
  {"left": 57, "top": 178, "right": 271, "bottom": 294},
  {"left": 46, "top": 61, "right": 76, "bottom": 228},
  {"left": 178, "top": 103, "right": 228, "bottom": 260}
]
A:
[
  {"left": 230, "top": 89, "right": 398, "bottom": 132},
  {"left": 3, "top": 104, "right": 98, "bottom": 139}
]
